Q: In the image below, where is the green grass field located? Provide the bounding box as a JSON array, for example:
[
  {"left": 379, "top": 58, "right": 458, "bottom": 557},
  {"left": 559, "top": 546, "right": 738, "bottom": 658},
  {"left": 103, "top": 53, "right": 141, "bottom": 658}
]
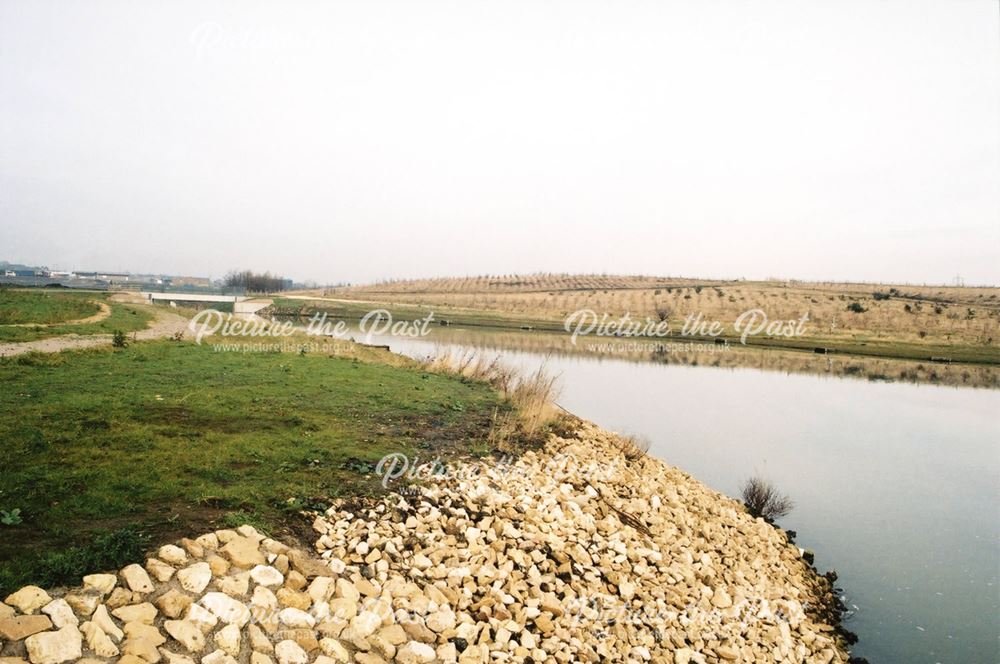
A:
[
  {"left": 0, "top": 289, "right": 154, "bottom": 342},
  {"left": 0, "top": 289, "right": 101, "bottom": 325},
  {"left": 0, "top": 340, "right": 504, "bottom": 594}
]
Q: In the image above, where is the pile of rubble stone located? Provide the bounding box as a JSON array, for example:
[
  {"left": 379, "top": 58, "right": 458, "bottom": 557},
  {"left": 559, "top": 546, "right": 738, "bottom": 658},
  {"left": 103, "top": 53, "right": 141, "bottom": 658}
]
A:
[{"left": 0, "top": 422, "right": 849, "bottom": 664}]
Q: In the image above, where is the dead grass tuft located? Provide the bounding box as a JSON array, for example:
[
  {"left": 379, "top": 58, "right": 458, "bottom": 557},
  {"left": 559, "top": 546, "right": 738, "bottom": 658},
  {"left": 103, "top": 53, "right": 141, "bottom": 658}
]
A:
[{"left": 422, "top": 350, "right": 562, "bottom": 452}]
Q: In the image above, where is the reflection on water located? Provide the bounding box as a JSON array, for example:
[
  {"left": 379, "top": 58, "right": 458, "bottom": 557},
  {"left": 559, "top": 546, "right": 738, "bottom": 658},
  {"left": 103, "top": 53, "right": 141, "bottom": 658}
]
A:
[
  {"left": 330, "top": 322, "right": 999, "bottom": 664},
  {"left": 336, "top": 322, "right": 998, "bottom": 389}
]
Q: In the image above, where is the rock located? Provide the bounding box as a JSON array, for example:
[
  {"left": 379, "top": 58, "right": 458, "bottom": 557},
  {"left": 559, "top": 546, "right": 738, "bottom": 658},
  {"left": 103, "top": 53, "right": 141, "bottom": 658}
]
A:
[
  {"left": 80, "top": 621, "right": 119, "bottom": 657},
  {"left": 250, "top": 566, "right": 284, "bottom": 587},
  {"left": 0, "top": 616, "right": 53, "bottom": 641},
  {"left": 147, "top": 558, "right": 177, "bottom": 583},
  {"left": 164, "top": 621, "right": 206, "bottom": 653},
  {"left": 112, "top": 602, "right": 158, "bottom": 625},
  {"left": 236, "top": 525, "right": 263, "bottom": 540},
  {"left": 425, "top": 610, "right": 456, "bottom": 633},
  {"left": 318, "top": 639, "right": 349, "bottom": 662},
  {"left": 122, "top": 622, "right": 166, "bottom": 661},
  {"left": 24, "top": 625, "right": 82, "bottom": 664},
  {"left": 248, "top": 624, "right": 273, "bottom": 653},
  {"left": 278, "top": 608, "right": 315, "bottom": 629},
  {"left": 118, "top": 657, "right": 147, "bottom": 664},
  {"left": 206, "top": 555, "right": 230, "bottom": 578},
  {"left": 179, "top": 538, "right": 205, "bottom": 559},
  {"left": 273, "top": 629, "right": 317, "bottom": 653},
  {"left": 105, "top": 587, "right": 134, "bottom": 609},
  {"left": 274, "top": 640, "right": 308, "bottom": 664},
  {"left": 195, "top": 533, "right": 219, "bottom": 550},
  {"left": 275, "top": 589, "right": 310, "bottom": 611},
  {"left": 286, "top": 550, "right": 329, "bottom": 579},
  {"left": 306, "top": 577, "right": 333, "bottom": 603},
  {"left": 284, "top": 571, "right": 307, "bottom": 591},
  {"left": 82, "top": 574, "right": 117, "bottom": 596},
  {"left": 158, "top": 650, "right": 196, "bottom": 664},
  {"left": 91, "top": 605, "right": 123, "bottom": 641},
  {"left": 120, "top": 565, "right": 155, "bottom": 593},
  {"left": 202, "top": 650, "right": 237, "bottom": 664},
  {"left": 716, "top": 645, "right": 739, "bottom": 660},
  {"left": 214, "top": 624, "right": 241, "bottom": 657},
  {"left": 216, "top": 572, "right": 250, "bottom": 597},
  {"left": 63, "top": 593, "right": 100, "bottom": 618},
  {"left": 0, "top": 602, "right": 14, "bottom": 620},
  {"left": 327, "top": 597, "right": 356, "bottom": 623},
  {"left": 396, "top": 641, "right": 436, "bottom": 664},
  {"left": 155, "top": 590, "right": 194, "bottom": 619},
  {"left": 674, "top": 649, "right": 695, "bottom": 664},
  {"left": 347, "top": 611, "right": 381, "bottom": 639},
  {"left": 334, "top": 579, "right": 358, "bottom": 603},
  {"left": 185, "top": 605, "right": 218, "bottom": 634},
  {"left": 5, "top": 587, "right": 51, "bottom": 614},
  {"left": 220, "top": 537, "right": 265, "bottom": 569},
  {"left": 400, "top": 622, "right": 435, "bottom": 644},
  {"left": 38, "top": 600, "right": 77, "bottom": 629},
  {"left": 250, "top": 653, "right": 274, "bottom": 664},
  {"left": 199, "top": 593, "right": 251, "bottom": 627},
  {"left": 376, "top": 625, "right": 406, "bottom": 646},
  {"left": 176, "top": 563, "right": 212, "bottom": 594},
  {"left": 158, "top": 545, "right": 188, "bottom": 566},
  {"left": 354, "top": 654, "right": 386, "bottom": 664},
  {"left": 711, "top": 587, "right": 732, "bottom": 609}
]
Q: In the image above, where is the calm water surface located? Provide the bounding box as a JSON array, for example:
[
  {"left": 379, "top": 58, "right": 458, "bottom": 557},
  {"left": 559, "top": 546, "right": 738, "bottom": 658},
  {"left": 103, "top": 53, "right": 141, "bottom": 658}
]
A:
[{"left": 341, "top": 324, "right": 999, "bottom": 663}]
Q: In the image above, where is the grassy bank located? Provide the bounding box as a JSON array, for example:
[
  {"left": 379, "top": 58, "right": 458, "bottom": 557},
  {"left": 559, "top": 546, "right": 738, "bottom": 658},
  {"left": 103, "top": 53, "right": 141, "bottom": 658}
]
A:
[
  {"left": 271, "top": 295, "right": 1000, "bottom": 366},
  {"left": 0, "top": 288, "right": 153, "bottom": 342},
  {"left": 0, "top": 338, "right": 507, "bottom": 594}
]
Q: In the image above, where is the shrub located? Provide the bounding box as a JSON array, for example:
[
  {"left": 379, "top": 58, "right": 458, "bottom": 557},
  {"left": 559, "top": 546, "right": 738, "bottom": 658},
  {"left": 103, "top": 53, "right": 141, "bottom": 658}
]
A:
[
  {"left": 846, "top": 302, "right": 866, "bottom": 313},
  {"left": 112, "top": 330, "right": 128, "bottom": 348},
  {"left": 740, "top": 476, "right": 794, "bottom": 521},
  {"left": 872, "top": 291, "right": 891, "bottom": 301}
]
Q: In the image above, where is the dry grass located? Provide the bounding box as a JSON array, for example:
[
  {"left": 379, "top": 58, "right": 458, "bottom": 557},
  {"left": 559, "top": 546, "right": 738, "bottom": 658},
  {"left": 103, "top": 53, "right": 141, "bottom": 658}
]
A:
[
  {"left": 303, "top": 275, "right": 1000, "bottom": 350},
  {"left": 612, "top": 433, "right": 652, "bottom": 462},
  {"left": 421, "top": 350, "right": 562, "bottom": 451}
]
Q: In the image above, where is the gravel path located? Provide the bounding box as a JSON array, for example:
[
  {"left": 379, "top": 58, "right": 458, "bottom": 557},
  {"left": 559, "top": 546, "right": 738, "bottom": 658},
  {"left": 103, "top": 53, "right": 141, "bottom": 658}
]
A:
[{"left": 0, "top": 307, "right": 189, "bottom": 357}]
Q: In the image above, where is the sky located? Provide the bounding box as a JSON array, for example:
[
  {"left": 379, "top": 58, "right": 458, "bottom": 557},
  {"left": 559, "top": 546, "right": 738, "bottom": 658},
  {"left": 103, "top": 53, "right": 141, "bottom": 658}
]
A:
[{"left": 1, "top": 0, "right": 998, "bottom": 286}]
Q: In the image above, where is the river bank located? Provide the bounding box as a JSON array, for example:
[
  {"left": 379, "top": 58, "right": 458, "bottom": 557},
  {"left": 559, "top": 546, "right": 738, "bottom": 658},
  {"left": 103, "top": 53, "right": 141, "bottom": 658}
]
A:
[{"left": 0, "top": 419, "right": 853, "bottom": 663}]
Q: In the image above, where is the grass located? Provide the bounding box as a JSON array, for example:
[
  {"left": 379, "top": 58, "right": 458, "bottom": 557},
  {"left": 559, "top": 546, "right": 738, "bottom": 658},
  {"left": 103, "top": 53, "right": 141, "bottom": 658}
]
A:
[
  {"left": 0, "top": 288, "right": 154, "bottom": 342},
  {"left": 0, "top": 288, "right": 101, "bottom": 325},
  {"left": 0, "top": 339, "right": 507, "bottom": 594}
]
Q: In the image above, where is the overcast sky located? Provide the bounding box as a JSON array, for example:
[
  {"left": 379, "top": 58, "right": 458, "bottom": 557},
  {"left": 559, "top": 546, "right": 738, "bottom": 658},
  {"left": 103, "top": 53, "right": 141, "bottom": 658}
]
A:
[{"left": 1, "top": 1, "right": 997, "bottom": 285}]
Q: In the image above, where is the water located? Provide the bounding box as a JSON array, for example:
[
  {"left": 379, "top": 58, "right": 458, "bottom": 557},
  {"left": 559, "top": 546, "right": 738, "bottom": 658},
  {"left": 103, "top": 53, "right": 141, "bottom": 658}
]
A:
[{"left": 322, "top": 322, "right": 1000, "bottom": 662}]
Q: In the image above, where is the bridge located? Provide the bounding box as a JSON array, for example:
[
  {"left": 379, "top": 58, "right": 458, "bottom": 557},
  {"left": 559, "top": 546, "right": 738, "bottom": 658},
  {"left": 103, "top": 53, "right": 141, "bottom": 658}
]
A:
[{"left": 142, "top": 292, "right": 272, "bottom": 314}]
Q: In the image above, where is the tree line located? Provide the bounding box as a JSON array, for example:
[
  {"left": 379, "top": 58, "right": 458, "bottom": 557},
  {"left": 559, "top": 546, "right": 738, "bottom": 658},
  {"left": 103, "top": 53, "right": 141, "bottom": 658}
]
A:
[{"left": 223, "top": 270, "right": 289, "bottom": 293}]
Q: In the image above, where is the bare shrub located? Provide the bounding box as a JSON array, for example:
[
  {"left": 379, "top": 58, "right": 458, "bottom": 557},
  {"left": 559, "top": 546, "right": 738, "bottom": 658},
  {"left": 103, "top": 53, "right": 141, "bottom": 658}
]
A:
[
  {"left": 614, "top": 434, "right": 651, "bottom": 462},
  {"left": 740, "top": 476, "right": 794, "bottom": 521}
]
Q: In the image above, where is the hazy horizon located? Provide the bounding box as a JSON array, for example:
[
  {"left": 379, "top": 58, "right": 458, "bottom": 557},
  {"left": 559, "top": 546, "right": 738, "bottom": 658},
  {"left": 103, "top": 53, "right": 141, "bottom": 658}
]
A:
[{"left": 2, "top": 1, "right": 998, "bottom": 285}]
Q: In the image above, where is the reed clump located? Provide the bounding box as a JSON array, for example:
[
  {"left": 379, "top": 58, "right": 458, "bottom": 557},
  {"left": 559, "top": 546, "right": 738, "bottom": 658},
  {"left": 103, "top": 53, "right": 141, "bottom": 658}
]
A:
[{"left": 422, "top": 350, "right": 562, "bottom": 452}]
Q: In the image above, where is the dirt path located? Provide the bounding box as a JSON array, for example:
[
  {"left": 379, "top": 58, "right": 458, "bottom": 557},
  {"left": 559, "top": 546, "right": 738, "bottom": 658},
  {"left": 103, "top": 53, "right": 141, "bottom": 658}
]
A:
[
  {"left": 0, "top": 300, "right": 112, "bottom": 327},
  {"left": 0, "top": 306, "right": 190, "bottom": 357}
]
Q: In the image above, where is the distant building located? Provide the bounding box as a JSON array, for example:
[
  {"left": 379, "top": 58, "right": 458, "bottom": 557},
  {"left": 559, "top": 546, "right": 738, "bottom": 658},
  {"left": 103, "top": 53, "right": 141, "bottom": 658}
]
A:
[{"left": 171, "top": 276, "right": 212, "bottom": 288}]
